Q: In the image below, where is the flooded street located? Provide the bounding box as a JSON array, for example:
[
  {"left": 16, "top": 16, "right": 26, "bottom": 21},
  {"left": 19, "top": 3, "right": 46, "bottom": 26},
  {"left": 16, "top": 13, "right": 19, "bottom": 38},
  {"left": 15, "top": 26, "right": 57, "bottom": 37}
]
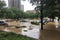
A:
[
  {"left": 20, "top": 22, "right": 40, "bottom": 39},
  {"left": 0, "top": 19, "right": 41, "bottom": 39},
  {"left": 0, "top": 19, "right": 60, "bottom": 40},
  {"left": 21, "top": 28, "right": 39, "bottom": 39}
]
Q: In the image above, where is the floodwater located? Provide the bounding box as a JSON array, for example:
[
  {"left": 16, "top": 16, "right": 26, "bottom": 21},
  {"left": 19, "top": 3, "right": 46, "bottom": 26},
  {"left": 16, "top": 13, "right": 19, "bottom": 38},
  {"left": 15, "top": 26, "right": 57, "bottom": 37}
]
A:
[
  {"left": 54, "top": 19, "right": 58, "bottom": 28},
  {"left": 21, "top": 20, "right": 60, "bottom": 39},
  {"left": 21, "top": 28, "right": 39, "bottom": 39},
  {"left": 1, "top": 19, "right": 60, "bottom": 40},
  {"left": 1, "top": 20, "right": 41, "bottom": 39},
  {"left": 20, "top": 22, "right": 40, "bottom": 39}
]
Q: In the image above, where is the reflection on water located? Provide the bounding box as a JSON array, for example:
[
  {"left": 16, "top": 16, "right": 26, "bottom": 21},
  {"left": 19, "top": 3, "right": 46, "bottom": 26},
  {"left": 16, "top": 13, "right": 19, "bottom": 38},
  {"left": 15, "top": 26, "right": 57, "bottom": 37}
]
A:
[
  {"left": 21, "top": 28, "right": 39, "bottom": 39},
  {"left": 55, "top": 20, "right": 58, "bottom": 28},
  {"left": 4, "top": 28, "right": 10, "bottom": 32},
  {"left": 54, "top": 17, "right": 58, "bottom": 28},
  {"left": 20, "top": 22, "right": 40, "bottom": 39}
]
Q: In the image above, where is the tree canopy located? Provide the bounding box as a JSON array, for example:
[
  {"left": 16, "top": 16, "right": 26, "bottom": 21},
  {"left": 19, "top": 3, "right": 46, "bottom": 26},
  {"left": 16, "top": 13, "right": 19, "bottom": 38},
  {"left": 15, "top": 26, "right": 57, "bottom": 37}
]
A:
[
  {"left": 0, "top": 1, "right": 6, "bottom": 9},
  {"left": 0, "top": 7, "right": 39, "bottom": 19},
  {"left": 30, "top": 0, "right": 60, "bottom": 19},
  {"left": 0, "top": 0, "right": 43, "bottom": 19}
]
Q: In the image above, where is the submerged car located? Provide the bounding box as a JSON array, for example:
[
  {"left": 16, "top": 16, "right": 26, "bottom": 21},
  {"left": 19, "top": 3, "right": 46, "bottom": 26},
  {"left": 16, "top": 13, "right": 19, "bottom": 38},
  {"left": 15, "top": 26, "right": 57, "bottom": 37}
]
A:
[
  {"left": 20, "top": 19, "right": 29, "bottom": 22},
  {"left": 39, "top": 20, "right": 48, "bottom": 24},
  {"left": 0, "top": 20, "right": 8, "bottom": 26}
]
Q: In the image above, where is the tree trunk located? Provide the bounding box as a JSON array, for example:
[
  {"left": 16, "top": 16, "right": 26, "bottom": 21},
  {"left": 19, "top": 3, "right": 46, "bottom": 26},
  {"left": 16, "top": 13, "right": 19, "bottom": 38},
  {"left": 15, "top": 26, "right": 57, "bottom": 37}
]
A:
[
  {"left": 40, "top": 0, "right": 44, "bottom": 30},
  {"left": 58, "top": 18, "right": 59, "bottom": 22}
]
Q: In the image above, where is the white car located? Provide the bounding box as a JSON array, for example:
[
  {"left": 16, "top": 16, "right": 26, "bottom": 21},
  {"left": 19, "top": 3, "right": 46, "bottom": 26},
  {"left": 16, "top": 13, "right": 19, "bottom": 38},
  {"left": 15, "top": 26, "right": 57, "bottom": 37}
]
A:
[{"left": 0, "top": 20, "right": 8, "bottom": 26}]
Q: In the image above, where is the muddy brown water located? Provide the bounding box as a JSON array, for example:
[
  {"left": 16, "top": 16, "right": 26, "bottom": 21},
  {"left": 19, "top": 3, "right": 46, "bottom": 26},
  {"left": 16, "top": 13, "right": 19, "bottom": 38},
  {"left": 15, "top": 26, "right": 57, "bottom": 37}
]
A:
[{"left": 0, "top": 20, "right": 60, "bottom": 40}]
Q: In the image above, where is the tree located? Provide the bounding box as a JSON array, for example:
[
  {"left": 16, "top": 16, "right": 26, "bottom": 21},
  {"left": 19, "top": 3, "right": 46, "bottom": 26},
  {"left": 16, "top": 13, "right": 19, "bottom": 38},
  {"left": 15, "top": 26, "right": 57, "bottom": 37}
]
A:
[
  {"left": 0, "top": 1, "right": 6, "bottom": 9},
  {"left": 0, "top": 1, "right": 6, "bottom": 19},
  {"left": 30, "top": 0, "right": 44, "bottom": 30},
  {"left": 6, "top": 8, "right": 25, "bottom": 20},
  {"left": 29, "top": 0, "right": 60, "bottom": 40},
  {"left": 30, "top": 0, "right": 60, "bottom": 19},
  {"left": 30, "top": 0, "right": 60, "bottom": 29},
  {"left": 44, "top": 0, "right": 60, "bottom": 22},
  {"left": 0, "top": 7, "right": 39, "bottom": 19}
]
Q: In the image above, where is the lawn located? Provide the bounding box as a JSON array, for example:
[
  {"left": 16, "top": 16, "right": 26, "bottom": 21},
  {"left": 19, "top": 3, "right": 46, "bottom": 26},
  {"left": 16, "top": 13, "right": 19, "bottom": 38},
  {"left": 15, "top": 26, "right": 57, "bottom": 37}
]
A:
[{"left": 0, "top": 31, "right": 36, "bottom": 40}]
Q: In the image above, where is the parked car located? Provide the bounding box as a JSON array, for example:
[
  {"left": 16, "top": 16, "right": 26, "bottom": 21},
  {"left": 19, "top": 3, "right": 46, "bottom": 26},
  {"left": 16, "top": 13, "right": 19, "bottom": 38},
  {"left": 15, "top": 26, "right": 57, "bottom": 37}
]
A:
[{"left": 0, "top": 20, "right": 8, "bottom": 26}]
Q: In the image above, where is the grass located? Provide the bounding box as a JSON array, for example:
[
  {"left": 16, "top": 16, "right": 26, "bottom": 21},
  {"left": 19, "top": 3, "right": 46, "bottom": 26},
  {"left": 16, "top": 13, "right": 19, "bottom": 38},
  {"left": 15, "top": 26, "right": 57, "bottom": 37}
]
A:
[{"left": 0, "top": 31, "right": 36, "bottom": 40}]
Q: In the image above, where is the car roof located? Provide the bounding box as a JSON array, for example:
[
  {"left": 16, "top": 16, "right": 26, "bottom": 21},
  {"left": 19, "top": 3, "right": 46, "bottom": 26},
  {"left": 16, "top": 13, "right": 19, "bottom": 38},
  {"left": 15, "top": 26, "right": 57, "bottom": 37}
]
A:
[{"left": 0, "top": 20, "right": 6, "bottom": 21}]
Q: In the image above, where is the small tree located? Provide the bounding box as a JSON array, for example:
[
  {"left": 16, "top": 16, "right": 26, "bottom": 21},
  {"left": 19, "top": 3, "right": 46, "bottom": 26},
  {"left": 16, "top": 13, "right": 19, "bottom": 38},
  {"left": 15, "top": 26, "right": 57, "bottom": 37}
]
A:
[{"left": 0, "top": 1, "right": 6, "bottom": 19}]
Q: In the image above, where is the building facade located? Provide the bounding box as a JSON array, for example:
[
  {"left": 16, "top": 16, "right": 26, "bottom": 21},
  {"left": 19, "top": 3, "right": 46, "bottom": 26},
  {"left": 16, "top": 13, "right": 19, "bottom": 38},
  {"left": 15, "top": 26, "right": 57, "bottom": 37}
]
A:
[
  {"left": 8, "top": 0, "right": 21, "bottom": 9},
  {"left": 26, "top": 10, "right": 36, "bottom": 13},
  {"left": 20, "top": 5, "right": 24, "bottom": 11}
]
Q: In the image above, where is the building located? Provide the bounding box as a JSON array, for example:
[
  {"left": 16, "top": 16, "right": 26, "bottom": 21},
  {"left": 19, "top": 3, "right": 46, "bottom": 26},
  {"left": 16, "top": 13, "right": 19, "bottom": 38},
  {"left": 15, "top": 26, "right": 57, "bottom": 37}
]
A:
[
  {"left": 20, "top": 5, "right": 24, "bottom": 11},
  {"left": 26, "top": 10, "right": 36, "bottom": 13},
  {"left": 8, "top": 0, "right": 21, "bottom": 9},
  {"left": 0, "top": 0, "right": 4, "bottom": 1}
]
